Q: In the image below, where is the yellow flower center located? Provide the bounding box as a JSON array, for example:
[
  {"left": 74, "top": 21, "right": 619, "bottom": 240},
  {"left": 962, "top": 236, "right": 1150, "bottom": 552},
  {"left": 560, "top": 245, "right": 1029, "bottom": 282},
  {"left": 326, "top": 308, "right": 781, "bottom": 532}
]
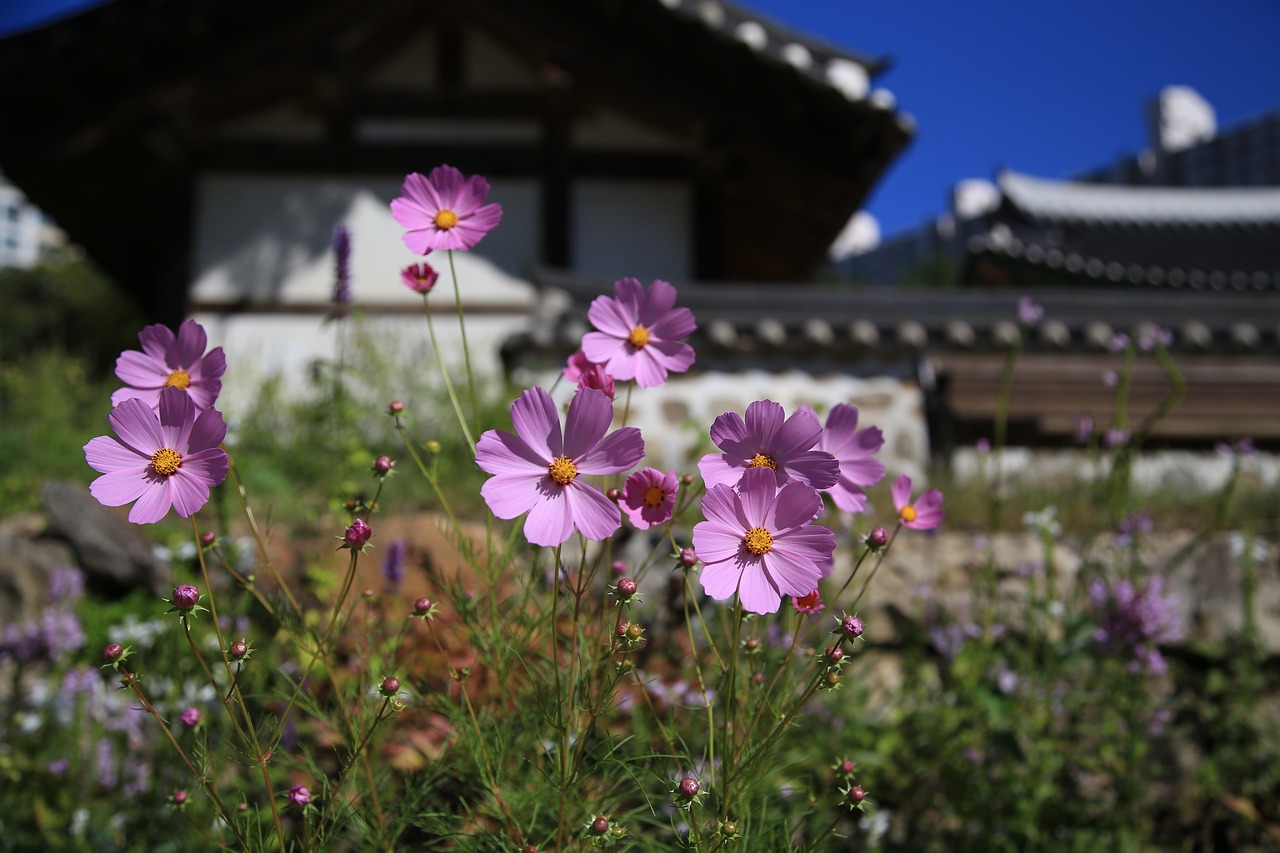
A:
[
  {"left": 643, "top": 485, "right": 665, "bottom": 507},
  {"left": 743, "top": 527, "right": 774, "bottom": 556},
  {"left": 747, "top": 453, "right": 776, "bottom": 470},
  {"left": 900, "top": 505, "right": 918, "bottom": 523},
  {"left": 165, "top": 369, "right": 191, "bottom": 390},
  {"left": 150, "top": 447, "right": 182, "bottom": 477},
  {"left": 434, "top": 209, "right": 459, "bottom": 229},
  {"left": 547, "top": 456, "right": 578, "bottom": 486},
  {"left": 627, "top": 326, "right": 650, "bottom": 348}
]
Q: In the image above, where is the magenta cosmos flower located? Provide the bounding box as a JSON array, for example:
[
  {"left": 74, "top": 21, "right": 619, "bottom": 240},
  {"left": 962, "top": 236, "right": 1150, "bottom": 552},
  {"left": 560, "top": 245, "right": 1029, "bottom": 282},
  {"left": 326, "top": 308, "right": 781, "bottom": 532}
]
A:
[
  {"left": 692, "top": 468, "right": 835, "bottom": 615},
  {"left": 563, "top": 349, "right": 615, "bottom": 399},
  {"left": 401, "top": 261, "right": 439, "bottom": 294},
  {"left": 698, "top": 400, "right": 839, "bottom": 492},
  {"left": 799, "top": 404, "right": 885, "bottom": 513},
  {"left": 890, "top": 474, "right": 945, "bottom": 531},
  {"left": 621, "top": 467, "right": 679, "bottom": 530},
  {"left": 84, "top": 387, "right": 229, "bottom": 525},
  {"left": 581, "top": 278, "right": 696, "bottom": 387},
  {"left": 111, "top": 320, "right": 226, "bottom": 413},
  {"left": 475, "top": 387, "right": 644, "bottom": 547},
  {"left": 391, "top": 165, "right": 503, "bottom": 253}
]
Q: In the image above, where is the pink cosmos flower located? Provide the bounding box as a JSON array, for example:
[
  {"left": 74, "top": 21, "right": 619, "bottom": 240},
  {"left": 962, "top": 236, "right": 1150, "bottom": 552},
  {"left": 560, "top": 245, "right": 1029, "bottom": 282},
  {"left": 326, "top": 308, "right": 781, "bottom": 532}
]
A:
[
  {"left": 401, "top": 261, "right": 439, "bottom": 294},
  {"left": 563, "top": 349, "right": 595, "bottom": 383},
  {"left": 581, "top": 278, "right": 696, "bottom": 387},
  {"left": 692, "top": 468, "right": 836, "bottom": 615},
  {"left": 621, "top": 467, "right": 679, "bottom": 530},
  {"left": 391, "top": 165, "right": 503, "bottom": 253},
  {"left": 563, "top": 349, "right": 615, "bottom": 399},
  {"left": 475, "top": 387, "right": 644, "bottom": 547},
  {"left": 698, "top": 400, "right": 839, "bottom": 492},
  {"left": 111, "top": 320, "right": 226, "bottom": 413},
  {"left": 890, "top": 474, "right": 945, "bottom": 531},
  {"left": 800, "top": 404, "right": 885, "bottom": 513},
  {"left": 84, "top": 387, "right": 229, "bottom": 525}
]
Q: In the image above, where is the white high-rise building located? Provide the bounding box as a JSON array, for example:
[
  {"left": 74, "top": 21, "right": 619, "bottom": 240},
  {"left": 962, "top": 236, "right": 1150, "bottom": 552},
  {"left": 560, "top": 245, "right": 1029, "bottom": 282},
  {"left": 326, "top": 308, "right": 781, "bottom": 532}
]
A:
[{"left": 0, "top": 173, "right": 56, "bottom": 268}]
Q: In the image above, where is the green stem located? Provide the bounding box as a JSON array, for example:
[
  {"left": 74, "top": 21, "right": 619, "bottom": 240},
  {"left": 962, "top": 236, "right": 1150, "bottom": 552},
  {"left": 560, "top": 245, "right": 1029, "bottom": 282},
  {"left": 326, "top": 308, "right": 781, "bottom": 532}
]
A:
[
  {"left": 422, "top": 292, "right": 476, "bottom": 448},
  {"left": 447, "top": 249, "right": 480, "bottom": 434}
]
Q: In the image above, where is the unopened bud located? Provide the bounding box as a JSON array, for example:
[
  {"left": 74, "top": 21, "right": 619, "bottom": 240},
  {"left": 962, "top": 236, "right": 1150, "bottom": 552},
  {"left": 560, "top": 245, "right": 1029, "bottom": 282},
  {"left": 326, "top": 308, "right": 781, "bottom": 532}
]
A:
[
  {"left": 373, "top": 455, "right": 395, "bottom": 475},
  {"left": 380, "top": 676, "right": 401, "bottom": 697},
  {"left": 103, "top": 643, "right": 124, "bottom": 663},
  {"left": 677, "top": 777, "right": 700, "bottom": 799},
  {"left": 388, "top": 400, "right": 406, "bottom": 415},
  {"left": 171, "top": 584, "right": 200, "bottom": 610},
  {"left": 616, "top": 578, "right": 638, "bottom": 598},
  {"left": 199, "top": 531, "right": 217, "bottom": 546},
  {"left": 679, "top": 547, "right": 698, "bottom": 567},
  {"left": 867, "top": 527, "right": 889, "bottom": 549}
]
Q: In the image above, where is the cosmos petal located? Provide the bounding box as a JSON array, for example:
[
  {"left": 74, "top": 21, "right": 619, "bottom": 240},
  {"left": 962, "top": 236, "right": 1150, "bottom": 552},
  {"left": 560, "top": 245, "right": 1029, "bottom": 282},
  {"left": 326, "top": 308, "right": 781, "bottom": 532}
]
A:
[
  {"left": 566, "top": 483, "right": 622, "bottom": 541},
  {"left": 89, "top": 468, "right": 153, "bottom": 506}
]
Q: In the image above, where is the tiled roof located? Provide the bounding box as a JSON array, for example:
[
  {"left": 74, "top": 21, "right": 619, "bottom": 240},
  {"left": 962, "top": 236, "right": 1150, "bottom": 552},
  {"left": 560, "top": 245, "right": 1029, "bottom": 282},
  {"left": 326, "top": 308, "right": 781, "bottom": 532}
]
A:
[
  {"left": 514, "top": 268, "right": 1280, "bottom": 365},
  {"left": 999, "top": 171, "right": 1280, "bottom": 224},
  {"left": 965, "top": 171, "right": 1280, "bottom": 289},
  {"left": 656, "top": 0, "right": 902, "bottom": 108}
]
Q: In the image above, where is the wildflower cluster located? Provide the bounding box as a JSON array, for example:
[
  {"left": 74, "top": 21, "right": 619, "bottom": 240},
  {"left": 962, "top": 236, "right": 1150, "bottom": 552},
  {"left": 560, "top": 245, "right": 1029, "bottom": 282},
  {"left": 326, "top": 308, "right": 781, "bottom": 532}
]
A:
[{"left": 62, "top": 162, "right": 957, "bottom": 851}]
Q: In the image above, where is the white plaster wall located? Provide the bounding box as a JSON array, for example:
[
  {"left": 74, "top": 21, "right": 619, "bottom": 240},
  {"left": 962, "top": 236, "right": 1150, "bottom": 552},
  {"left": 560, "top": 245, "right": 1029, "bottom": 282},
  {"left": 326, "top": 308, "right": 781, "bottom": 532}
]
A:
[
  {"left": 952, "top": 447, "right": 1280, "bottom": 494},
  {"left": 191, "top": 311, "right": 530, "bottom": 424},
  {"left": 191, "top": 174, "right": 540, "bottom": 306}
]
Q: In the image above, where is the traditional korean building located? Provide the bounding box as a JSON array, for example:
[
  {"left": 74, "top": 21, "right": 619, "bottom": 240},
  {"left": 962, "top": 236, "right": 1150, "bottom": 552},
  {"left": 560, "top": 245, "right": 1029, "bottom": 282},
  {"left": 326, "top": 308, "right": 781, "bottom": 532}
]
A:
[{"left": 0, "top": 0, "right": 909, "bottom": 366}]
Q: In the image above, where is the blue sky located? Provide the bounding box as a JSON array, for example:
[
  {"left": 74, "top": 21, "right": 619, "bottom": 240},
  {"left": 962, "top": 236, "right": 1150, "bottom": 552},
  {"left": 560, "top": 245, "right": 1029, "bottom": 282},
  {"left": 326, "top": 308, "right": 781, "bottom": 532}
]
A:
[
  {"left": 746, "top": 0, "right": 1280, "bottom": 235},
  {"left": 4, "top": 0, "right": 1279, "bottom": 238}
]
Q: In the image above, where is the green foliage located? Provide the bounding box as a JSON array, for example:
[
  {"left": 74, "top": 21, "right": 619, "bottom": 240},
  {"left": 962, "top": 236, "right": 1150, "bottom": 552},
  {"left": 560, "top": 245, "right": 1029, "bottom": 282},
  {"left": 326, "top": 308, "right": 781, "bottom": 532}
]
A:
[
  {"left": 0, "top": 352, "right": 117, "bottom": 512},
  {"left": 0, "top": 258, "right": 146, "bottom": 374}
]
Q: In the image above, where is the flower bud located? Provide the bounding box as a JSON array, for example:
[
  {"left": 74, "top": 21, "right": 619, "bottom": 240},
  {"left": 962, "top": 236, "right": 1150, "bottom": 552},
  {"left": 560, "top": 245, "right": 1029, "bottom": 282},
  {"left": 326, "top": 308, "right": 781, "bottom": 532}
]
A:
[
  {"left": 229, "top": 640, "right": 249, "bottom": 660},
  {"left": 288, "top": 785, "right": 312, "bottom": 807},
  {"left": 626, "top": 623, "right": 644, "bottom": 642},
  {"left": 679, "top": 547, "right": 699, "bottom": 568},
  {"left": 677, "top": 777, "right": 700, "bottom": 799},
  {"left": 171, "top": 789, "right": 188, "bottom": 806},
  {"left": 681, "top": 473, "right": 696, "bottom": 486},
  {"left": 826, "top": 645, "right": 845, "bottom": 664},
  {"left": 589, "top": 815, "right": 610, "bottom": 836},
  {"left": 199, "top": 530, "right": 217, "bottom": 547},
  {"left": 616, "top": 578, "right": 638, "bottom": 598},
  {"left": 848, "top": 785, "right": 867, "bottom": 804},
  {"left": 838, "top": 758, "right": 856, "bottom": 775},
  {"left": 839, "top": 614, "right": 864, "bottom": 639},
  {"left": 103, "top": 643, "right": 124, "bottom": 663},
  {"left": 373, "top": 455, "right": 395, "bottom": 475},
  {"left": 743, "top": 637, "right": 760, "bottom": 652},
  {"left": 616, "top": 622, "right": 630, "bottom": 638},
  {"left": 606, "top": 488, "right": 621, "bottom": 502},
  {"left": 720, "top": 820, "right": 739, "bottom": 838},
  {"left": 180, "top": 707, "right": 201, "bottom": 728},
  {"left": 171, "top": 584, "right": 200, "bottom": 610},
  {"left": 425, "top": 439, "right": 441, "bottom": 454},
  {"left": 867, "top": 527, "right": 889, "bottom": 549},
  {"left": 414, "top": 597, "right": 433, "bottom": 614},
  {"left": 388, "top": 400, "right": 406, "bottom": 415},
  {"left": 380, "top": 676, "right": 401, "bottom": 697},
  {"left": 610, "top": 560, "right": 627, "bottom": 575},
  {"left": 343, "top": 518, "right": 372, "bottom": 550}
]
